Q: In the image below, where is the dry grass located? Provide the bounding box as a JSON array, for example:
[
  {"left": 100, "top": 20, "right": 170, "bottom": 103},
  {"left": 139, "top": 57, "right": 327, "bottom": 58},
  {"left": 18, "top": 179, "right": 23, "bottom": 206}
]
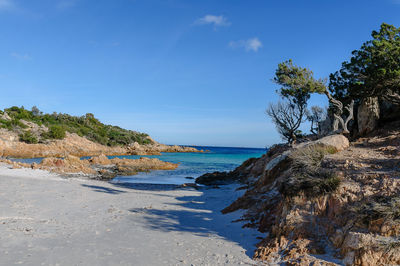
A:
[
  {"left": 354, "top": 196, "right": 400, "bottom": 226},
  {"left": 279, "top": 144, "right": 340, "bottom": 197}
]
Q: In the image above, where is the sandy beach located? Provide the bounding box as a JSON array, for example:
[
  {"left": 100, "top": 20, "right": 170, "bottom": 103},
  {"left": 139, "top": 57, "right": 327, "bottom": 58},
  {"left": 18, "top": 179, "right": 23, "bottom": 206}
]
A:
[{"left": 0, "top": 163, "right": 262, "bottom": 266}]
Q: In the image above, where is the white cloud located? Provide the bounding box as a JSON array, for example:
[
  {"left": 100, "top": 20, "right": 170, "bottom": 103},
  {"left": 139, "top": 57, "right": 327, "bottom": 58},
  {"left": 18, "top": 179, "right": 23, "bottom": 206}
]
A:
[
  {"left": 0, "top": 0, "right": 13, "bottom": 10},
  {"left": 195, "top": 15, "right": 230, "bottom": 27},
  {"left": 229, "top": 37, "right": 263, "bottom": 52},
  {"left": 11, "top": 52, "right": 32, "bottom": 60}
]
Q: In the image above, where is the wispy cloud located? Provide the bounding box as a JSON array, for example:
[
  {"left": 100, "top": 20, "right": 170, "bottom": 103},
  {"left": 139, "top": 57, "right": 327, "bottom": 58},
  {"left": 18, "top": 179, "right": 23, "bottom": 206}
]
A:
[
  {"left": 195, "top": 15, "right": 231, "bottom": 27},
  {"left": 56, "top": 0, "right": 76, "bottom": 10},
  {"left": 229, "top": 38, "right": 263, "bottom": 52},
  {"left": 11, "top": 52, "right": 32, "bottom": 60},
  {"left": 0, "top": 0, "right": 13, "bottom": 10}
]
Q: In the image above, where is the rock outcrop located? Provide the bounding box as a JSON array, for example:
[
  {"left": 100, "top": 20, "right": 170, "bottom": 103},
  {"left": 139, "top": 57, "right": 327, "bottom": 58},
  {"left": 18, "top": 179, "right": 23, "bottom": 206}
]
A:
[
  {"left": 221, "top": 128, "right": 400, "bottom": 265},
  {"left": 9, "top": 154, "right": 179, "bottom": 179},
  {"left": 196, "top": 135, "right": 346, "bottom": 186},
  {"left": 297, "top": 134, "right": 350, "bottom": 152},
  {"left": 358, "top": 97, "right": 380, "bottom": 135},
  {"left": 195, "top": 155, "right": 269, "bottom": 185},
  {"left": 0, "top": 131, "right": 200, "bottom": 158}
]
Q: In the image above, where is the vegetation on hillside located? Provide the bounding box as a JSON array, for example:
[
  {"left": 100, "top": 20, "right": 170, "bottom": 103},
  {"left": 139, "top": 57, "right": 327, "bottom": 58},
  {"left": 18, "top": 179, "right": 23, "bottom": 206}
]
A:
[
  {"left": 329, "top": 23, "right": 400, "bottom": 104},
  {"left": 279, "top": 144, "right": 340, "bottom": 197},
  {"left": 0, "top": 106, "right": 152, "bottom": 146}
]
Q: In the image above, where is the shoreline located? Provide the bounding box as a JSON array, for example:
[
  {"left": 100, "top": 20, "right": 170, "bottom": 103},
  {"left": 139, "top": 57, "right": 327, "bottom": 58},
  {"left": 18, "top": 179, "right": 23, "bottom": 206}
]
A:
[{"left": 0, "top": 163, "right": 262, "bottom": 265}]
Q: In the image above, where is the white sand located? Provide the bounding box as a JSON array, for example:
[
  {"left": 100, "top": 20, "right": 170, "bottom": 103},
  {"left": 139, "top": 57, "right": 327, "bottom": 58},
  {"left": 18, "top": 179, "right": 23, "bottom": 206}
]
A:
[{"left": 0, "top": 163, "right": 263, "bottom": 266}]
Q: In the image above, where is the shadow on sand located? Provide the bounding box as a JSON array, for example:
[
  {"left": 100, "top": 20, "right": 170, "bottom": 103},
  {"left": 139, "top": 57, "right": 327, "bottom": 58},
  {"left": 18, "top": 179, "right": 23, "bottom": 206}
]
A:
[
  {"left": 81, "top": 184, "right": 127, "bottom": 194},
  {"left": 81, "top": 181, "right": 261, "bottom": 258},
  {"left": 125, "top": 183, "right": 261, "bottom": 258}
]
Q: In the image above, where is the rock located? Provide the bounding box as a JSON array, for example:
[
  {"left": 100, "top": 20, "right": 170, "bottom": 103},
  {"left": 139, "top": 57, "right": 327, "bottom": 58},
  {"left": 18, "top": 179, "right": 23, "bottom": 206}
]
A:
[
  {"left": 312, "top": 134, "right": 349, "bottom": 152},
  {"left": 97, "top": 169, "right": 117, "bottom": 180},
  {"left": 40, "top": 156, "right": 96, "bottom": 175},
  {"left": 30, "top": 162, "right": 38, "bottom": 169},
  {"left": 180, "top": 183, "right": 199, "bottom": 188},
  {"left": 0, "top": 112, "right": 11, "bottom": 121},
  {"left": 358, "top": 97, "right": 380, "bottom": 135},
  {"left": 184, "top": 176, "right": 194, "bottom": 179},
  {"left": 0, "top": 130, "right": 201, "bottom": 159},
  {"left": 264, "top": 151, "right": 290, "bottom": 171},
  {"left": 196, "top": 155, "right": 270, "bottom": 186},
  {"left": 195, "top": 171, "right": 235, "bottom": 185},
  {"left": 88, "top": 154, "right": 111, "bottom": 165}
]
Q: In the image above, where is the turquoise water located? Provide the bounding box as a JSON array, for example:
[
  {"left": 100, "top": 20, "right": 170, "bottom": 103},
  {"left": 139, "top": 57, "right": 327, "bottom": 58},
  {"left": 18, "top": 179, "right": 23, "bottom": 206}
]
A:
[
  {"left": 12, "top": 146, "right": 266, "bottom": 185},
  {"left": 112, "top": 146, "right": 266, "bottom": 185}
]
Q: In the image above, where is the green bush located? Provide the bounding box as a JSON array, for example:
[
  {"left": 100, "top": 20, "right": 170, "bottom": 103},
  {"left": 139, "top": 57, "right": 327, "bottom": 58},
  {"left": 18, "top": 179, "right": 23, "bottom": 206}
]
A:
[
  {"left": 45, "top": 125, "right": 66, "bottom": 139},
  {"left": 19, "top": 131, "right": 38, "bottom": 144},
  {"left": 0, "top": 106, "right": 151, "bottom": 146},
  {"left": 0, "top": 119, "right": 12, "bottom": 130}
]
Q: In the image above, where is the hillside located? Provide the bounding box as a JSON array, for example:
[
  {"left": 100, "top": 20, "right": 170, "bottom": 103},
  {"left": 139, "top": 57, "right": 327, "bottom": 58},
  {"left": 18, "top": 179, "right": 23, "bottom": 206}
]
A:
[
  {"left": 0, "top": 106, "right": 199, "bottom": 158},
  {"left": 204, "top": 122, "right": 400, "bottom": 265},
  {"left": 0, "top": 106, "right": 151, "bottom": 146}
]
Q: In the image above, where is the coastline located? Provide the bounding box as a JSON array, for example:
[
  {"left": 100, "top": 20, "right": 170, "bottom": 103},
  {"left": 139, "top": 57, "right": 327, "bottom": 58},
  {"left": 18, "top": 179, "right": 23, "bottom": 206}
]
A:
[
  {"left": 0, "top": 163, "right": 262, "bottom": 265},
  {"left": 0, "top": 131, "right": 202, "bottom": 159}
]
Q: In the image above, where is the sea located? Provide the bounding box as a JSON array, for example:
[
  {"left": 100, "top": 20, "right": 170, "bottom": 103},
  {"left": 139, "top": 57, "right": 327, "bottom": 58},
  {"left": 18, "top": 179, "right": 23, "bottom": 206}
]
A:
[{"left": 13, "top": 146, "right": 266, "bottom": 185}]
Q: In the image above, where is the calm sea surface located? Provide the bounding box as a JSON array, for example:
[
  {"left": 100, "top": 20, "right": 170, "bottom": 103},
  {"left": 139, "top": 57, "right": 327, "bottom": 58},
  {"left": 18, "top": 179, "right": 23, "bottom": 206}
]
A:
[
  {"left": 112, "top": 146, "right": 266, "bottom": 185},
  {"left": 13, "top": 146, "right": 266, "bottom": 185}
]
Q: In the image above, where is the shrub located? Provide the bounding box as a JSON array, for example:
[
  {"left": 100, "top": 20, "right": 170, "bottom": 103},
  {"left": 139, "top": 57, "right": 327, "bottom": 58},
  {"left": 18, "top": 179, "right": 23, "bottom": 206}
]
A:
[
  {"left": 0, "top": 119, "right": 12, "bottom": 130},
  {"left": 19, "top": 131, "right": 38, "bottom": 144},
  {"left": 1, "top": 106, "right": 151, "bottom": 146},
  {"left": 290, "top": 144, "right": 337, "bottom": 171},
  {"left": 46, "top": 125, "right": 66, "bottom": 139},
  {"left": 279, "top": 144, "right": 340, "bottom": 197},
  {"left": 354, "top": 196, "right": 400, "bottom": 226}
]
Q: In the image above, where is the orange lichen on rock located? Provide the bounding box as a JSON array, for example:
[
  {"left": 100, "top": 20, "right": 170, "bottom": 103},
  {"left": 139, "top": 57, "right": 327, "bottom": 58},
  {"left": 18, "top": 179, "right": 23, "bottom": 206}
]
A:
[
  {"left": 33, "top": 154, "right": 179, "bottom": 179},
  {"left": 222, "top": 129, "right": 400, "bottom": 265}
]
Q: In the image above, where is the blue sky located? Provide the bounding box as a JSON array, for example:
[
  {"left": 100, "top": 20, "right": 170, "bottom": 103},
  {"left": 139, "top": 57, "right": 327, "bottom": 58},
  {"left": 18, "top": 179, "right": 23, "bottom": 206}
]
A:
[{"left": 0, "top": 0, "right": 399, "bottom": 147}]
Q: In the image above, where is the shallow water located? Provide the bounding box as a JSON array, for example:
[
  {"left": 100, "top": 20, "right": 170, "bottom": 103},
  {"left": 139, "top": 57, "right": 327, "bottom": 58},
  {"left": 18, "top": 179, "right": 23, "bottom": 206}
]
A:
[
  {"left": 112, "top": 146, "right": 266, "bottom": 185},
  {"left": 12, "top": 146, "right": 266, "bottom": 185}
]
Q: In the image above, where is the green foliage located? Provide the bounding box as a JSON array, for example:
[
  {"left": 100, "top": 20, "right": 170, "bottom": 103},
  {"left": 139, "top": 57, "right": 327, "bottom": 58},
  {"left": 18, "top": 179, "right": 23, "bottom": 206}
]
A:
[
  {"left": 0, "top": 119, "right": 12, "bottom": 130},
  {"left": 31, "top": 106, "right": 41, "bottom": 116},
  {"left": 45, "top": 125, "right": 66, "bottom": 140},
  {"left": 274, "top": 59, "right": 327, "bottom": 106},
  {"left": 0, "top": 118, "right": 27, "bottom": 130},
  {"left": 0, "top": 106, "right": 151, "bottom": 146},
  {"left": 279, "top": 144, "right": 340, "bottom": 197},
  {"left": 329, "top": 23, "right": 400, "bottom": 103},
  {"left": 269, "top": 60, "right": 327, "bottom": 144},
  {"left": 19, "top": 131, "right": 38, "bottom": 144}
]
